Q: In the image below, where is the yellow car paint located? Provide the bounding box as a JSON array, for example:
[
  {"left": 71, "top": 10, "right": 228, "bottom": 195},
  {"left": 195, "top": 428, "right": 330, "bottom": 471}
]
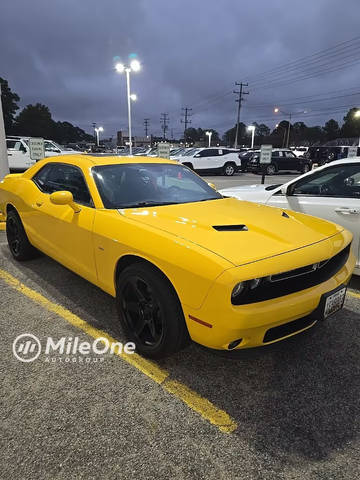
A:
[{"left": 0, "top": 155, "right": 355, "bottom": 351}]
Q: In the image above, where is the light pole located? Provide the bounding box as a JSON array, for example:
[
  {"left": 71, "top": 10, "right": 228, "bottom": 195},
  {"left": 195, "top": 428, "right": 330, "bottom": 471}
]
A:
[
  {"left": 95, "top": 126, "right": 104, "bottom": 146},
  {"left": 274, "top": 107, "right": 292, "bottom": 148},
  {"left": 115, "top": 59, "right": 141, "bottom": 155},
  {"left": 354, "top": 109, "right": 360, "bottom": 147},
  {"left": 205, "top": 131, "right": 213, "bottom": 147},
  {"left": 247, "top": 125, "right": 255, "bottom": 149}
]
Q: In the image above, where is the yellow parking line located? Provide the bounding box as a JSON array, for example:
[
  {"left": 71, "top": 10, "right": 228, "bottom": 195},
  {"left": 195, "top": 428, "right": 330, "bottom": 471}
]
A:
[
  {"left": 348, "top": 290, "right": 360, "bottom": 300},
  {"left": 0, "top": 223, "right": 5, "bottom": 231},
  {"left": 0, "top": 268, "right": 237, "bottom": 433}
]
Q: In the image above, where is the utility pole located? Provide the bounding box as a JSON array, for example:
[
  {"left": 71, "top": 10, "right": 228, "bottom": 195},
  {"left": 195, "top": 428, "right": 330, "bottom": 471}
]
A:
[
  {"left": 144, "top": 118, "right": 150, "bottom": 137},
  {"left": 233, "top": 82, "right": 249, "bottom": 149},
  {"left": 160, "top": 113, "right": 169, "bottom": 140},
  {"left": 181, "top": 107, "right": 192, "bottom": 145},
  {"left": 0, "top": 83, "right": 9, "bottom": 180},
  {"left": 92, "top": 122, "right": 97, "bottom": 144}
]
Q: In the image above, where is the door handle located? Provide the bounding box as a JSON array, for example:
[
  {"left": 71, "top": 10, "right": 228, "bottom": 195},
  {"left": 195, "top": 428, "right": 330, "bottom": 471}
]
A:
[{"left": 335, "top": 207, "right": 360, "bottom": 215}]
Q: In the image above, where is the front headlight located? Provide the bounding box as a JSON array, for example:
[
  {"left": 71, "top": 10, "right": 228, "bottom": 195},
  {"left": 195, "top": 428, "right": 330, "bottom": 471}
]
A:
[
  {"left": 231, "top": 278, "right": 262, "bottom": 303},
  {"left": 231, "top": 282, "right": 245, "bottom": 299}
]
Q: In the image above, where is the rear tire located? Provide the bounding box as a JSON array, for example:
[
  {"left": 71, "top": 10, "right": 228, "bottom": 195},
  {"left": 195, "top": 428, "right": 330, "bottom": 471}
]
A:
[
  {"left": 6, "top": 210, "right": 39, "bottom": 261},
  {"left": 116, "top": 262, "right": 190, "bottom": 358},
  {"left": 223, "top": 163, "right": 236, "bottom": 176}
]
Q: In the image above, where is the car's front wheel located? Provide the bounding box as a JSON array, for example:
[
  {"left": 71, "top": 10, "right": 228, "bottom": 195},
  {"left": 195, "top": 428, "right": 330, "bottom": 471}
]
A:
[
  {"left": 116, "top": 262, "right": 190, "bottom": 358},
  {"left": 223, "top": 163, "right": 236, "bottom": 176},
  {"left": 6, "top": 210, "right": 39, "bottom": 261}
]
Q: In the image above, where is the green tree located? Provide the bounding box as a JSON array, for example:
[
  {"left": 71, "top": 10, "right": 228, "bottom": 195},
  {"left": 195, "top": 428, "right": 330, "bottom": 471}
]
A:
[
  {"left": 257, "top": 123, "right": 270, "bottom": 137},
  {"left": 223, "top": 123, "right": 246, "bottom": 145},
  {"left": 15, "top": 103, "right": 55, "bottom": 138},
  {"left": 323, "top": 119, "right": 340, "bottom": 141},
  {"left": 0, "top": 77, "right": 20, "bottom": 134}
]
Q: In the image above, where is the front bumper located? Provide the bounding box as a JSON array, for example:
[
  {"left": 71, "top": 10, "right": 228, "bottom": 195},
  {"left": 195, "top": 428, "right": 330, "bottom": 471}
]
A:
[{"left": 183, "top": 241, "right": 355, "bottom": 350}]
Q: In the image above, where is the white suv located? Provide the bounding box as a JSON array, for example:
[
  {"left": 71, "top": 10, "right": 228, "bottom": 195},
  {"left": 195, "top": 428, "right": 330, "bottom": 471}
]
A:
[
  {"left": 177, "top": 147, "right": 240, "bottom": 176},
  {"left": 6, "top": 136, "right": 79, "bottom": 171}
]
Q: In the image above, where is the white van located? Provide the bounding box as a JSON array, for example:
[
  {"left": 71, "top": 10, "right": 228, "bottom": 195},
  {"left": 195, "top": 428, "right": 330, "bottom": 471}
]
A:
[{"left": 6, "top": 136, "right": 79, "bottom": 171}]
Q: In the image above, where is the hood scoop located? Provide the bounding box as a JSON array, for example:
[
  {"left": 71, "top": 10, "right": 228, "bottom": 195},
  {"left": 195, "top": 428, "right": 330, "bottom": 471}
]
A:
[{"left": 213, "top": 224, "right": 248, "bottom": 232}]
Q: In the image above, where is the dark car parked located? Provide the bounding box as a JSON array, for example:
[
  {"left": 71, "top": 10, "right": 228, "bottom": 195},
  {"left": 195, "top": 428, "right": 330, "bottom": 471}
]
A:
[
  {"left": 246, "top": 149, "right": 311, "bottom": 175},
  {"left": 305, "top": 146, "right": 360, "bottom": 165}
]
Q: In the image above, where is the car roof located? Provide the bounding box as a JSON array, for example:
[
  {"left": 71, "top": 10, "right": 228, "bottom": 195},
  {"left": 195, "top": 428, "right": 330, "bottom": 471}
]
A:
[{"left": 24, "top": 155, "right": 178, "bottom": 173}]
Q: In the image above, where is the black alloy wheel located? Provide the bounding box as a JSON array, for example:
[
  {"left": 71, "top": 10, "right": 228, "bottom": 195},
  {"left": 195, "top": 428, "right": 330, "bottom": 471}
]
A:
[{"left": 116, "top": 263, "right": 190, "bottom": 358}]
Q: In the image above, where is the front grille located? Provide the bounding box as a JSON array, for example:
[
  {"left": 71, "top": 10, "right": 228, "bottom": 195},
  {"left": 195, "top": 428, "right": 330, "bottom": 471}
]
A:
[
  {"left": 263, "top": 316, "right": 315, "bottom": 343},
  {"left": 233, "top": 243, "right": 351, "bottom": 305}
]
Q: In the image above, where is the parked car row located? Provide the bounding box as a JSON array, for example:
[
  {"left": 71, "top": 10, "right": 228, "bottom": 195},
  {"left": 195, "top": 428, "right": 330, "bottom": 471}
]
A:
[
  {"left": 220, "top": 158, "right": 360, "bottom": 275},
  {"left": 240, "top": 148, "right": 312, "bottom": 175}
]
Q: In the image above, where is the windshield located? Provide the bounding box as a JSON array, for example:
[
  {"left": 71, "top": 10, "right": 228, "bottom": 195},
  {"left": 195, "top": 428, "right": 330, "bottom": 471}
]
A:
[
  {"left": 92, "top": 163, "right": 223, "bottom": 209},
  {"left": 183, "top": 148, "right": 199, "bottom": 156}
]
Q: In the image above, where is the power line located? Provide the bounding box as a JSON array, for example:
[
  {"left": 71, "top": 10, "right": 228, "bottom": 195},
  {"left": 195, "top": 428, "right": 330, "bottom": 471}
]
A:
[
  {"left": 144, "top": 118, "right": 150, "bottom": 137},
  {"left": 181, "top": 107, "right": 192, "bottom": 143},
  {"left": 233, "top": 82, "right": 249, "bottom": 148},
  {"left": 160, "top": 113, "right": 169, "bottom": 139}
]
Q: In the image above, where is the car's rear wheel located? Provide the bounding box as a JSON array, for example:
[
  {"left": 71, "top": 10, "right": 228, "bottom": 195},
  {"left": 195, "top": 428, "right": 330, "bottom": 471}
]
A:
[
  {"left": 6, "top": 210, "right": 39, "bottom": 261},
  {"left": 266, "top": 163, "right": 277, "bottom": 175},
  {"left": 116, "top": 262, "right": 190, "bottom": 358},
  {"left": 223, "top": 163, "right": 236, "bottom": 176}
]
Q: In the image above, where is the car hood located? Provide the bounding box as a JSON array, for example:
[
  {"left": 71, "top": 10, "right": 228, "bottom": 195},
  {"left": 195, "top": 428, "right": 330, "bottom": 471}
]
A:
[
  {"left": 219, "top": 184, "right": 275, "bottom": 202},
  {"left": 119, "top": 198, "right": 343, "bottom": 266}
]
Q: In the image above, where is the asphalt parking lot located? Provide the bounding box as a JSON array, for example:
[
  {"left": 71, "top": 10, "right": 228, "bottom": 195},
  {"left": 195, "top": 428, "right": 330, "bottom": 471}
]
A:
[{"left": 1, "top": 172, "right": 359, "bottom": 479}]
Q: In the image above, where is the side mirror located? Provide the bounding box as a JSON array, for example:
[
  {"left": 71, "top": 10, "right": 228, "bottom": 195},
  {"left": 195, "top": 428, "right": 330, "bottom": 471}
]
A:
[
  {"left": 50, "top": 191, "right": 81, "bottom": 213},
  {"left": 208, "top": 182, "right": 216, "bottom": 190}
]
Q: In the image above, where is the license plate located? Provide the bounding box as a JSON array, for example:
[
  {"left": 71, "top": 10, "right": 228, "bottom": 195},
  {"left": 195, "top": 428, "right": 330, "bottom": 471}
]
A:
[{"left": 324, "top": 287, "right": 347, "bottom": 318}]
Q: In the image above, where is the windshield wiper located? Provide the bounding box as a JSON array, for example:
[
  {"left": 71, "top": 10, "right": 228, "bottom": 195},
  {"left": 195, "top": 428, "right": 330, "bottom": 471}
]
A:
[{"left": 119, "top": 200, "right": 177, "bottom": 208}]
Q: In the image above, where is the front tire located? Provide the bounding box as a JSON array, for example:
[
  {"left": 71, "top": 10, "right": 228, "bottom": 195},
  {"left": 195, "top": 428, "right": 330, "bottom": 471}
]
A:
[
  {"left": 116, "top": 262, "right": 190, "bottom": 358},
  {"left": 6, "top": 210, "right": 39, "bottom": 261}
]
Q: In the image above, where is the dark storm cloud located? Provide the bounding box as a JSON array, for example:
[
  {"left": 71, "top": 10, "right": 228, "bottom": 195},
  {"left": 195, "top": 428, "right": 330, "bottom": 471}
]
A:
[{"left": 1, "top": 0, "right": 360, "bottom": 138}]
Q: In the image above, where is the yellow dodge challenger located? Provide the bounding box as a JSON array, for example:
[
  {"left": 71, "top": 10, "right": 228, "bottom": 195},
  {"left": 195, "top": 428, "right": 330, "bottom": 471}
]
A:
[{"left": 0, "top": 155, "right": 355, "bottom": 358}]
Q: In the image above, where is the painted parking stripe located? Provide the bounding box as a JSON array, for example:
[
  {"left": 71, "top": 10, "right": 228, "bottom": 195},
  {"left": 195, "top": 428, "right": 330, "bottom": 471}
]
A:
[
  {"left": 0, "top": 223, "right": 5, "bottom": 231},
  {"left": 348, "top": 290, "right": 360, "bottom": 300},
  {"left": 0, "top": 268, "right": 237, "bottom": 433}
]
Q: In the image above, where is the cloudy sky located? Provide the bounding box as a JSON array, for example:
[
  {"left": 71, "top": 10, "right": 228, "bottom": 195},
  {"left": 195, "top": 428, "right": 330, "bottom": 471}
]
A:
[{"left": 1, "top": 0, "right": 360, "bottom": 139}]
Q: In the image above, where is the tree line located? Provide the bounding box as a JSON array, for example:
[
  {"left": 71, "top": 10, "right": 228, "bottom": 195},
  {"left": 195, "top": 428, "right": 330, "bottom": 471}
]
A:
[{"left": 0, "top": 77, "right": 93, "bottom": 144}]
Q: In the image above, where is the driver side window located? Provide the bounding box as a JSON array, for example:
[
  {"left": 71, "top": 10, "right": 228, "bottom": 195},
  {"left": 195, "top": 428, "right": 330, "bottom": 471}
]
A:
[{"left": 291, "top": 164, "right": 360, "bottom": 198}]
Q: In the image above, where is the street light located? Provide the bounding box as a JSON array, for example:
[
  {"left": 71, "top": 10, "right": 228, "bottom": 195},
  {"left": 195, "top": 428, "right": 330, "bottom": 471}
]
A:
[
  {"left": 247, "top": 125, "right": 255, "bottom": 149},
  {"left": 115, "top": 59, "right": 141, "bottom": 155},
  {"left": 354, "top": 109, "right": 360, "bottom": 146},
  {"left": 129, "top": 93, "right": 137, "bottom": 101},
  {"left": 95, "top": 126, "right": 104, "bottom": 146},
  {"left": 205, "top": 130, "right": 213, "bottom": 147}
]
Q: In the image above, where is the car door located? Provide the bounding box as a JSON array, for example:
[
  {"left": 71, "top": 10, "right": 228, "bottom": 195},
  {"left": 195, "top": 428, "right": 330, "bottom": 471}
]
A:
[
  {"left": 271, "top": 151, "right": 283, "bottom": 170},
  {"left": 267, "top": 163, "right": 360, "bottom": 268},
  {"left": 6, "top": 139, "right": 34, "bottom": 170},
  {"left": 193, "top": 149, "right": 219, "bottom": 170},
  {"left": 283, "top": 150, "right": 299, "bottom": 170},
  {"left": 28, "top": 163, "right": 97, "bottom": 283}
]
